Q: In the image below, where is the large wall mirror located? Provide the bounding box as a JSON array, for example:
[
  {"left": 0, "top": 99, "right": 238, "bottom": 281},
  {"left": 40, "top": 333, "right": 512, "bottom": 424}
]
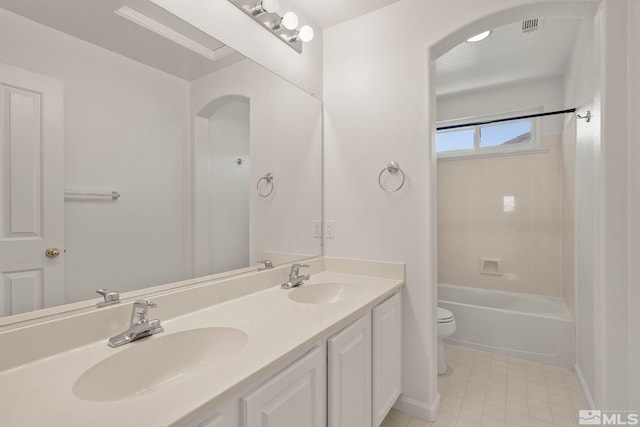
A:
[{"left": 0, "top": 0, "right": 322, "bottom": 325}]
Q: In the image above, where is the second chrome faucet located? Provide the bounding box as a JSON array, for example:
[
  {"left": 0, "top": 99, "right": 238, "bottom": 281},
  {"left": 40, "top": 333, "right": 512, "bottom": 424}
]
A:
[
  {"left": 281, "top": 263, "right": 311, "bottom": 289},
  {"left": 108, "top": 299, "right": 164, "bottom": 348}
]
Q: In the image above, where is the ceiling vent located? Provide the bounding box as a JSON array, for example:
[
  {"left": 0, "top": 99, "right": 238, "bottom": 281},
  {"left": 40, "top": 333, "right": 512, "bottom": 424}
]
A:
[{"left": 522, "top": 18, "right": 542, "bottom": 33}]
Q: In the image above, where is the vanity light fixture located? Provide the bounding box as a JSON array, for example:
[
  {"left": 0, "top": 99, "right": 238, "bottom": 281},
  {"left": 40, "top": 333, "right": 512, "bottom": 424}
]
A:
[
  {"left": 228, "top": 0, "right": 314, "bottom": 53},
  {"left": 466, "top": 30, "right": 492, "bottom": 43}
]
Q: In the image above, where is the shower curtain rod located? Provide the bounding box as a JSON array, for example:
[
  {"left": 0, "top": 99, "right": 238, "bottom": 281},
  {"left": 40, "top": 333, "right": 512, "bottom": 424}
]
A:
[{"left": 436, "top": 108, "right": 577, "bottom": 131}]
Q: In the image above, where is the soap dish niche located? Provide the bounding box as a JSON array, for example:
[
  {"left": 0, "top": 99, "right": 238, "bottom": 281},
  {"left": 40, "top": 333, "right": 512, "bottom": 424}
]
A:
[{"left": 479, "top": 258, "right": 503, "bottom": 276}]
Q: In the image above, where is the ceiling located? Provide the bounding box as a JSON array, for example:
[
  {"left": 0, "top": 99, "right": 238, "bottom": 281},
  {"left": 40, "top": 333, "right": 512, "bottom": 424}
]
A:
[
  {"left": 436, "top": 17, "right": 584, "bottom": 96},
  {"left": 293, "top": 0, "right": 403, "bottom": 28},
  {"left": 0, "top": 0, "right": 245, "bottom": 81}
]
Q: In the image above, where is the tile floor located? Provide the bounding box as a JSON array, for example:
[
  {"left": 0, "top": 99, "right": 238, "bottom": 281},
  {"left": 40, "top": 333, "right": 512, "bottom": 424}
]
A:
[{"left": 381, "top": 344, "right": 587, "bottom": 427}]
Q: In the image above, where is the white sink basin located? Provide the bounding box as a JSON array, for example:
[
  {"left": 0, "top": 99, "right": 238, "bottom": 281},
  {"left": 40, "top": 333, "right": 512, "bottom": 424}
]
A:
[
  {"left": 73, "top": 327, "right": 248, "bottom": 401},
  {"left": 288, "top": 282, "right": 356, "bottom": 304}
]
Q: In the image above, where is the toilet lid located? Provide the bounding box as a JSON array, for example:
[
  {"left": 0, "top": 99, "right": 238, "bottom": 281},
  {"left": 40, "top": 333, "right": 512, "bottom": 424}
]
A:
[{"left": 437, "top": 307, "right": 454, "bottom": 322}]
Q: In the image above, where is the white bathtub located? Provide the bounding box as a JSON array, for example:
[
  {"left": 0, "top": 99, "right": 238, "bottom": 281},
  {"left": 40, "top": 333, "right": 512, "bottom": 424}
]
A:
[{"left": 438, "top": 283, "right": 575, "bottom": 369}]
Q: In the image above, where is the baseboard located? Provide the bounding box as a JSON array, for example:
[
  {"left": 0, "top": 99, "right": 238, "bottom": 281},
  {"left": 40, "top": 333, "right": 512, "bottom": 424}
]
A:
[
  {"left": 393, "top": 393, "right": 441, "bottom": 422},
  {"left": 575, "top": 363, "right": 596, "bottom": 409}
]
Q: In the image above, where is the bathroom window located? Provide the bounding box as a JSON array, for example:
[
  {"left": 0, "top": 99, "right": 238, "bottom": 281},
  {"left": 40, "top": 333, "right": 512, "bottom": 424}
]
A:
[
  {"left": 479, "top": 121, "right": 531, "bottom": 147},
  {"left": 436, "top": 111, "right": 543, "bottom": 160},
  {"left": 436, "top": 129, "right": 475, "bottom": 152}
]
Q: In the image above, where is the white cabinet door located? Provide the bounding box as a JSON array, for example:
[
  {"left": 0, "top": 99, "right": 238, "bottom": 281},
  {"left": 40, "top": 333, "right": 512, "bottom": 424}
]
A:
[
  {"left": 241, "top": 346, "right": 325, "bottom": 427},
  {"left": 328, "top": 312, "right": 372, "bottom": 427},
  {"left": 0, "top": 63, "right": 64, "bottom": 316},
  {"left": 372, "top": 292, "right": 402, "bottom": 427}
]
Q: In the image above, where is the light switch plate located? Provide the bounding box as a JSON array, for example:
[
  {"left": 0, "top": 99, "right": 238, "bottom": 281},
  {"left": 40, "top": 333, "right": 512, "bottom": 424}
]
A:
[
  {"left": 325, "top": 220, "right": 335, "bottom": 239},
  {"left": 313, "top": 220, "right": 321, "bottom": 238}
]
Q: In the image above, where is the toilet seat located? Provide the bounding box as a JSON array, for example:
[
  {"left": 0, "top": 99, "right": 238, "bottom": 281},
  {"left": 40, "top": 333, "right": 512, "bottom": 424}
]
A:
[{"left": 437, "top": 307, "right": 454, "bottom": 323}]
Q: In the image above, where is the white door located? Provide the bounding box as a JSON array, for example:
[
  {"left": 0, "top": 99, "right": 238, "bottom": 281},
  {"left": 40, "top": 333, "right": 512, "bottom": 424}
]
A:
[{"left": 0, "top": 63, "right": 64, "bottom": 317}]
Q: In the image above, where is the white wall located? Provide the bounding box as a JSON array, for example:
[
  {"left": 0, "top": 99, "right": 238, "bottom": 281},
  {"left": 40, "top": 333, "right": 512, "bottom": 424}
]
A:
[
  {"left": 150, "top": 0, "right": 323, "bottom": 97},
  {"left": 564, "top": 13, "right": 599, "bottom": 406},
  {"left": 628, "top": 0, "right": 640, "bottom": 410},
  {"left": 565, "top": 17, "right": 596, "bottom": 109},
  {"left": 561, "top": 117, "right": 576, "bottom": 318},
  {"left": 567, "top": 0, "right": 636, "bottom": 410},
  {"left": 594, "top": 0, "right": 631, "bottom": 409},
  {"left": 324, "top": 0, "right": 603, "bottom": 419},
  {"left": 0, "top": 9, "right": 191, "bottom": 303},
  {"left": 209, "top": 99, "right": 251, "bottom": 273},
  {"left": 192, "top": 59, "right": 322, "bottom": 270},
  {"left": 437, "top": 77, "right": 566, "bottom": 136}
]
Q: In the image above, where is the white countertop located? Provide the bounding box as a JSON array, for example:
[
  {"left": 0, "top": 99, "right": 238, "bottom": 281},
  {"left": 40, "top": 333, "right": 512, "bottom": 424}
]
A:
[{"left": 0, "top": 271, "right": 402, "bottom": 427}]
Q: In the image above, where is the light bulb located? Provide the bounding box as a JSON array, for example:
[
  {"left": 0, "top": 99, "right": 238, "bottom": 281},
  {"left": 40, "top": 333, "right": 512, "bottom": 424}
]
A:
[
  {"left": 466, "top": 30, "right": 491, "bottom": 43},
  {"left": 298, "top": 25, "right": 314, "bottom": 42},
  {"left": 261, "top": 0, "right": 279, "bottom": 13},
  {"left": 281, "top": 12, "right": 298, "bottom": 30}
]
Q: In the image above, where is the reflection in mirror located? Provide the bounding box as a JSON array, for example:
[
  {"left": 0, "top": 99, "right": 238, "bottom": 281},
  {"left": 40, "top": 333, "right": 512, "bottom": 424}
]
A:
[
  {"left": 199, "top": 95, "right": 251, "bottom": 274},
  {"left": 0, "top": 0, "right": 322, "bottom": 323},
  {"left": 192, "top": 59, "right": 322, "bottom": 277}
]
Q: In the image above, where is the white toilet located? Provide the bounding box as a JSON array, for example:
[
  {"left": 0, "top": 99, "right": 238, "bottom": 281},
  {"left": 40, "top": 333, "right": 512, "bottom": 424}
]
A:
[{"left": 437, "top": 306, "right": 456, "bottom": 375}]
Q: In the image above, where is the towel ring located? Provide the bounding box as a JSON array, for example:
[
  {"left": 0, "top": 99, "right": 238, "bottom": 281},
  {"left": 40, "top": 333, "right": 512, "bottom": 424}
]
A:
[
  {"left": 257, "top": 172, "right": 274, "bottom": 197},
  {"left": 378, "top": 162, "right": 405, "bottom": 193}
]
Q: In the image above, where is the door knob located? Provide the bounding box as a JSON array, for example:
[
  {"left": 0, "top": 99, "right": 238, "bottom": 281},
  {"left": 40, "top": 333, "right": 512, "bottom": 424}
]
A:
[{"left": 45, "top": 247, "right": 60, "bottom": 258}]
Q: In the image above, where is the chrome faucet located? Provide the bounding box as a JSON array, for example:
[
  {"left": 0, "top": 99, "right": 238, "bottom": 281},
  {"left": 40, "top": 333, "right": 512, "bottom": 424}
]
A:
[
  {"left": 257, "top": 258, "right": 274, "bottom": 270},
  {"left": 96, "top": 288, "right": 120, "bottom": 307},
  {"left": 281, "top": 263, "right": 311, "bottom": 289},
  {"left": 107, "top": 299, "right": 164, "bottom": 348}
]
